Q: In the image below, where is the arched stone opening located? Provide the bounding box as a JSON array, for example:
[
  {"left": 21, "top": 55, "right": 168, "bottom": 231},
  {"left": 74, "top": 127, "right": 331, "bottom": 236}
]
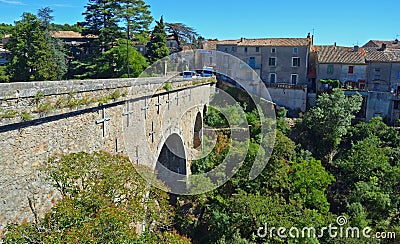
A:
[
  {"left": 155, "top": 133, "right": 187, "bottom": 194},
  {"left": 193, "top": 112, "right": 202, "bottom": 149}
]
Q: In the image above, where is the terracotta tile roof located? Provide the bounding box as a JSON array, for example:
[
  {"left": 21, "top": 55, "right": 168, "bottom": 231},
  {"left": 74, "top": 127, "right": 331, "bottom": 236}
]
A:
[
  {"left": 363, "top": 40, "right": 400, "bottom": 49},
  {"left": 217, "top": 39, "right": 240, "bottom": 45},
  {"left": 363, "top": 47, "right": 400, "bottom": 62},
  {"left": 50, "top": 31, "right": 97, "bottom": 39},
  {"left": 217, "top": 38, "right": 311, "bottom": 47},
  {"left": 203, "top": 40, "right": 219, "bottom": 50},
  {"left": 312, "top": 45, "right": 366, "bottom": 64}
]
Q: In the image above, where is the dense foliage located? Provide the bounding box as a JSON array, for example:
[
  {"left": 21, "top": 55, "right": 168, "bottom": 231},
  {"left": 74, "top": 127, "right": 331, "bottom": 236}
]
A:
[
  {"left": 146, "top": 16, "right": 170, "bottom": 64},
  {"left": 176, "top": 88, "right": 399, "bottom": 243},
  {"left": 6, "top": 13, "right": 60, "bottom": 81},
  {"left": 3, "top": 152, "right": 190, "bottom": 243},
  {"left": 1, "top": 0, "right": 156, "bottom": 82},
  {"left": 3, "top": 87, "right": 399, "bottom": 243}
]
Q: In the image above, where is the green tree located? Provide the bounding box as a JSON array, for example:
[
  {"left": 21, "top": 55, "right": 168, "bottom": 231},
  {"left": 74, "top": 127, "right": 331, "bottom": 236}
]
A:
[
  {"left": 83, "top": 0, "right": 122, "bottom": 53},
  {"left": 37, "top": 7, "right": 68, "bottom": 80},
  {"left": 165, "top": 22, "right": 199, "bottom": 52},
  {"left": 297, "top": 88, "right": 362, "bottom": 162},
  {"left": 4, "top": 152, "right": 190, "bottom": 243},
  {"left": 96, "top": 39, "right": 148, "bottom": 78},
  {"left": 0, "top": 23, "right": 14, "bottom": 37},
  {"left": 146, "top": 16, "right": 170, "bottom": 64},
  {"left": 118, "top": 0, "right": 152, "bottom": 39},
  {"left": 37, "top": 7, "right": 54, "bottom": 29},
  {"left": 289, "top": 157, "right": 335, "bottom": 213},
  {"left": 117, "top": 0, "right": 152, "bottom": 77},
  {"left": 0, "top": 66, "right": 9, "bottom": 82},
  {"left": 6, "top": 12, "right": 58, "bottom": 81}
]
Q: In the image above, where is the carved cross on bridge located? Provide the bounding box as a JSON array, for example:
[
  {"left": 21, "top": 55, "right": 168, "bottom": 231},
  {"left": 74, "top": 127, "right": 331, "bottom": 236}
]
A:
[
  {"left": 155, "top": 96, "right": 162, "bottom": 114},
  {"left": 166, "top": 93, "right": 172, "bottom": 110},
  {"left": 149, "top": 120, "right": 156, "bottom": 143},
  {"left": 122, "top": 101, "right": 134, "bottom": 127},
  {"left": 141, "top": 98, "right": 149, "bottom": 119},
  {"left": 175, "top": 91, "right": 180, "bottom": 105},
  {"left": 96, "top": 107, "right": 111, "bottom": 138}
]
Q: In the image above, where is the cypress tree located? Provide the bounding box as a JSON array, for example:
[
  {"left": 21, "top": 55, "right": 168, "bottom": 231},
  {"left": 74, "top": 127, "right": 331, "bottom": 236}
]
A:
[{"left": 146, "top": 16, "right": 170, "bottom": 65}]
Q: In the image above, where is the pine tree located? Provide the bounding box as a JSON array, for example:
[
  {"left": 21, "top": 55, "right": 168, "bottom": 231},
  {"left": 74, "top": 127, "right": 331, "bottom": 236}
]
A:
[
  {"left": 146, "top": 16, "right": 170, "bottom": 65},
  {"left": 38, "top": 7, "right": 68, "bottom": 80},
  {"left": 118, "top": 0, "right": 152, "bottom": 39},
  {"left": 117, "top": 0, "right": 152, "bottom": 77},
  {"left": 83, "top": 0, "right": 122, "bottom": 53}
]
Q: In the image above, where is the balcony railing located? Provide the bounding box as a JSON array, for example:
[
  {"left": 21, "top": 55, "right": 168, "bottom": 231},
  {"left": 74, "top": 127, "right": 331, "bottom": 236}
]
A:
[{"left": 264, "top": 82, "right": 307, "bottom": 90}]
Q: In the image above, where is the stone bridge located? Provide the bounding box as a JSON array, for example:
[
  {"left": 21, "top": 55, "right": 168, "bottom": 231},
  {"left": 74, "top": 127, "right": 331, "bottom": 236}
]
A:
[{"left": 0, "top": 77, "right": 215, "bottom": 230}]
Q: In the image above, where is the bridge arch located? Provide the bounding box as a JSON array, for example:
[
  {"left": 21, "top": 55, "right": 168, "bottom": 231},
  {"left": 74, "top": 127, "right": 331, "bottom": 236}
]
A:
[
  {"left": 193, "top": 112, "right": 202, "bottom": 149},
  {"left": 154, "top": 133, "right": 187, "bottom": 193}
]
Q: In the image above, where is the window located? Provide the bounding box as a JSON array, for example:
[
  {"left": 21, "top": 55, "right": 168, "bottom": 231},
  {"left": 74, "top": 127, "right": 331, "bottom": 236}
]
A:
[
  {"left": 269, "top": 73, "right": 276, "bottom": 83},
  {"left": 271, "top": 48, "right": 276, "bottom": 53},
  {"left": 293, "top": 47, "right": 298, "bottom": 54},
  {"left": 249, "top": 57, "right": 256, "bottom": 69},
  {"left": 291, "top": 74, "right": 298, "bottom": 84},
  {"left": 269, "top": 57, "right": 276, "bottom": 66},
  {"left": 224, "top": 48, "right": 228, "bottom": 52},
  {"left": 292, "top": 57, "right": 300, "bottom": 67},
  {"left": 244, "top": 47, "right": 248, "bottom": 52},
  {"left": 374, "top": 68, "right": 381, "bottom": 80},
  {"left": 394, "top": 101, "right": 400, "bottom": 110},
  {"left": 256, "top": 47, "right": 260, "bottom": 52},
  {"left": 327, "top": 65, "right": 334, "bottom": 74},
  {"left": 231, "top": 46, "right": 235, "bottom": 52},
  {"left": 348, "top": 66, "right": 354, "bottom": 74},
  {"left": 398, "top": 71, "right": 400, "bottom": 79}
]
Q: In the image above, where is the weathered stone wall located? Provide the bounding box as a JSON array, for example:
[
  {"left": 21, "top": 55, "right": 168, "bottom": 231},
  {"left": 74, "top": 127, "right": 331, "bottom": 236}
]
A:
[
  {"left": 266, "top": 85, "right": 307, "bottom": 114},
  {"left": 0, "top": 77, "right": 214, "bottom": 232}
]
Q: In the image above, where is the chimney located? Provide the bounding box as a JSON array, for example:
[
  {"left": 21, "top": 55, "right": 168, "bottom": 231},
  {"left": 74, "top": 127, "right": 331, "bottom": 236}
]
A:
[
  {"left": 334, "top": 42, "right": 336, "bottom": 47},
  {"left": 307, "top": 32, "right": 310, "bottom": 38},
  {"left": 394, "top": 39, "right": 399, "bottom": 44},
  {"left": 240, "top": 37, "right": 245, "bottom": 42},
  {"left": 381, "top": 43, "right": 387, "bottom": 50},
  {"left": 354, "top": 45, "right": 359, "bottom": 52}
]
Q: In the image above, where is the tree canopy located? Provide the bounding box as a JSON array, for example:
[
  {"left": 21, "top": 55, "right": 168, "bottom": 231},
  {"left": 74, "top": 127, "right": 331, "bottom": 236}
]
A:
[
  {"left": 6, "top": 12, "right": 59, "bottom": 81},
  {"left": 146, "top": 16, "right": 170, "bottom": 64},
  {"left": 296, "top": 88, "right": 363, "bottom": 162}
]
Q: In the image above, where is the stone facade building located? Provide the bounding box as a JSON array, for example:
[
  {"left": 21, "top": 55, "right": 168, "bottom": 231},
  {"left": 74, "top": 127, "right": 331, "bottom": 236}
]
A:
[
  {"left": 311, "top": 45, "right": 367, "bottom": 92},
  {"left": 215, "top": 36, "right": 312, "bottom": 86}
]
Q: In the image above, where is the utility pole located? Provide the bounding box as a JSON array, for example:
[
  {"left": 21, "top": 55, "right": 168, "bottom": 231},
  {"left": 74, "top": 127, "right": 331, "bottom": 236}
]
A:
[{"left": 125, "top": 4, "right": 131, "bottom": 78}]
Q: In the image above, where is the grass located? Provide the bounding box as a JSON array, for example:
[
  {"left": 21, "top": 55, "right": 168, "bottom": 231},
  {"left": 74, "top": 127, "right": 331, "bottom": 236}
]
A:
[
  {"left": 37, "top": 102, "right": 52, "bottom": 113},
  {"left": 163, "top": 82, "right": 173, "bottom": 91},
  {"left": 21, "top": 111, "right": 34, "bottom": 121},
  {"left": 0, "top": 109, "right": 18, "bottom": 119}
]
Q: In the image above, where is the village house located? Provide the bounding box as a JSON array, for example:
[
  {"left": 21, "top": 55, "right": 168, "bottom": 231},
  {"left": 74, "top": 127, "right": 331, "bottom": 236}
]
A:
[
  {"left": 215, "top": 36, "right": 312, "bottom": 86},
  {"left": 310, "top": 44, "right": 367, "bottom": 92},
  {"left": 362, "top": 41, "right": 400, "bottom": 92},
  {"left": 50, "top": 31, "right": 97, "bottom": 59},
  {"left": 362, "top": 40, "right": 400, "bottom": 123}
]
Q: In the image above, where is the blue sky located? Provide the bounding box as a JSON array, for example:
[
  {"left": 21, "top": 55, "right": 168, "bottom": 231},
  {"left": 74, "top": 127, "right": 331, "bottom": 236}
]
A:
[{"left": 1, "top": 0, "right": 399, "bottom": 46}]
